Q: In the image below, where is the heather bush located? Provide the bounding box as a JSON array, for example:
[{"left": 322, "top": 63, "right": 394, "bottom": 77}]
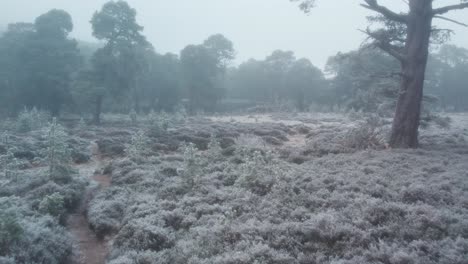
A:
[
  {"left": 38, "top": 192, "right": 66, "bottom": 219},
  {"left": 0, "top": 120, "right": 87, "bottom": 263},
  {"left": 0, "top": 198, "right": 73, "bottom": 263},
  {"left": 88, "top": 187, "right": 129, "bottom": 238},
  {"left": 0, "top": 210, "right": 22, "bottom": 257},
  {"left": 95, "top": 123, "right": 468, "bottom": 264}
]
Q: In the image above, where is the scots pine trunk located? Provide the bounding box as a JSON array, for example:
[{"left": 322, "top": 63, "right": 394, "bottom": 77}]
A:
[{"left": 390, "top": 0, "right": 433, "bottom": 148}]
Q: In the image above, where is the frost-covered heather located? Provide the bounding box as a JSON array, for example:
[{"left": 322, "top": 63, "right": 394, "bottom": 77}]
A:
[
  {"left": 86, "top": 113, "right": 468, "bottom": 264},
  {"left": 0, "top": 122, "right": 88, "bottom": 263}
]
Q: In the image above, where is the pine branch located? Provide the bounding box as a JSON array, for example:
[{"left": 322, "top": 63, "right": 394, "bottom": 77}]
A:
[
  {"left": 433, "top": 2, "right": 468, "bottom": 15},
  {"left": 360, "top": 28, "right": 406, "bottom": 62},
  {"left": 360, "top": 0, "right": 408, "bottom": 23}
]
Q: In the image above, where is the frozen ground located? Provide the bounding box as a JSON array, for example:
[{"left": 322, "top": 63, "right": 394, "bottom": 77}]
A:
[
  {"left": 1, "top": 112, "right": 468, "bottom": 264},
  {"left": 90, "top": 113, "right": 468, "bottom": 264}
]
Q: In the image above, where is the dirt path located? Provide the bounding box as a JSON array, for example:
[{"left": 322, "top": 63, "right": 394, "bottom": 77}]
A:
[{"left": 67, "top": 142, "right": 111, "bottom": 264}]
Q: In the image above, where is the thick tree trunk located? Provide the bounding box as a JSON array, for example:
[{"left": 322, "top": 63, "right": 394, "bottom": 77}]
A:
[
  {"left": 93, "top": 95, "right": 103, "bottom": 125},
  {"left": 390, "top": 0, "right": 433, "bottom": 148}
]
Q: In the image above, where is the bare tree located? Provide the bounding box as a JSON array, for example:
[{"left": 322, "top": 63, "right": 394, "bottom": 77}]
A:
[{"left": 292, "top": 0, "right": 468, "bottom": 148}]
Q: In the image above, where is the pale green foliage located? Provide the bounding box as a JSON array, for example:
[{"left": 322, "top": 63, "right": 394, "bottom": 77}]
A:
[
  {"left": 45, "top": 118, "right": 73, "bottom": 183},
  {"left": 16, "top": 107, "right": 48, "bottom": 133},
  {"left": 126, "top": 130, "right": 150, "bottom": 159},
  {"left": 38, "top": 192, "right": 65, "bottom": 218}
]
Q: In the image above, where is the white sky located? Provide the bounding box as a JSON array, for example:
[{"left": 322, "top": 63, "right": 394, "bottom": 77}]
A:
[{"left": 1, "top": 0, "right": 467, "bottom": 69}]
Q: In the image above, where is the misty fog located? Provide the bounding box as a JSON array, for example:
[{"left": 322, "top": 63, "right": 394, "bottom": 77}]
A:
[
  {"left": 1, "top": 0, "right": 467, "bottom": 68},
  {"left": 1, "top": 1, "right": 468, "bottom": 264}
]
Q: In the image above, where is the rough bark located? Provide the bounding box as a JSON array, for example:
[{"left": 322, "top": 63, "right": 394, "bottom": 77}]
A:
[{"left": 390, "top": 0, "right": 433, "bottom": 148}]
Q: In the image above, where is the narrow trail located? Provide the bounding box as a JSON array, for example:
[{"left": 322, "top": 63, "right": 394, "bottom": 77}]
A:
[{"left": 67, "top": 141, "right": 111, "bottom": 264}]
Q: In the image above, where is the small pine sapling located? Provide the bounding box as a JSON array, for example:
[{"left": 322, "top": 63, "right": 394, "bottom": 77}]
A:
[
  {"left": 125, "top": 130, "right": 150, "bottom": 160},
  {"left": 0, "top": 133, "right": 19, "bottom": 182},
  {"left": 45, "top": 118, "right": 74, "bottom": 183}
]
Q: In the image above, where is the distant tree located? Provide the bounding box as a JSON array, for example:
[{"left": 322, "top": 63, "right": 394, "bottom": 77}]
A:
[
  {"left": 226, "top": 59, "right": 269, "bottom": 101},
  {"left": 291, "top": 0, "right": 468, "bottom": 148},
  {"left": 286, "top": 58, "right": 325, "bottom": 111},
  {"left": 181, "top": 34, "right": 235, "bottom": 113},
  {"left": 264, "top": 50, "right": 296, "bottom": 102},
  {"left": 0, "top": 23, "right": 36, "bottom": 115},
  {"left": 72, "top": 69, "right": 106, "bottom": 124},
  {"left": 0, "top": 10, "right": 81, "bottom": 116},
  {"left": 181, "top": 44, "right": 219, "bottom": 113},
  {"left": 90, "top": 0, "right": 150, "bottom": 123},
  {"left": 427, "top": 45, "right": 468, "bottom": 111},
  {"left": 226, "top": 52, "right": 328, "bottom": 110},
  {"left": 139, "top": 52, "right": 182, "bottom": 112},
  {"left": 203, "top": 34, "right": 235, "bottom": 69}
]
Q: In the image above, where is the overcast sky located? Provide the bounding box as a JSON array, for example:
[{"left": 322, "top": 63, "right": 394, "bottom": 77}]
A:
[{"left": 1, "top": 0, "right": 467, "bottom": 69}]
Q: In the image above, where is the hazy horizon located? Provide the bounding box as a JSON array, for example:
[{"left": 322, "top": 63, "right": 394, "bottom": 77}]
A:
[{"left": 1, "top": 0, "right": 467, "bottom": 69}]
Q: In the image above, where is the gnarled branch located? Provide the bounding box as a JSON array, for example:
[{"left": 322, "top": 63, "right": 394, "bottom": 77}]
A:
[
  {"left": 360, "top": 0, "right": 408, "bottom": 23},
  {"left": 433, "top": 2, "right": 468, "bottom": 15}
]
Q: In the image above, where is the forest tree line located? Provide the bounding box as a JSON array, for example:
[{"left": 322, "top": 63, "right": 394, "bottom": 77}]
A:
[{"left": 0, "top": 1, "right": 467, "bottom": 124}]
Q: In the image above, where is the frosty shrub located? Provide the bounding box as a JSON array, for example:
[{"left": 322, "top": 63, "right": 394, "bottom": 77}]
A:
[
  {"left": 87, "top": 187, "right": 129, "bottom": 238},
  {"left": 235, "top": 134, "right": 267, "bottom": 150},
  {"left": 15, "top": 107, "right": 48, "bottom": 133},
  {"left": 0, "top": 211, "right": 22, "bottom": 256},
  {"left": 343, "top": 114, "right": 388, "bottom": 150},
  {"left": 45, "top": 118, "right": 74, "bottom": 183},
  {"left": 38, "top": 192, "right": 66, "bottom": 219},
  {"left": 0, "top": 198, "right": 73, "bottom": 263},
  {"left": 237, "top": 150, "right": 280, "bottom": 196},
  {"left": 125, "top": 130, "right": 150, "bottom": 161}
]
